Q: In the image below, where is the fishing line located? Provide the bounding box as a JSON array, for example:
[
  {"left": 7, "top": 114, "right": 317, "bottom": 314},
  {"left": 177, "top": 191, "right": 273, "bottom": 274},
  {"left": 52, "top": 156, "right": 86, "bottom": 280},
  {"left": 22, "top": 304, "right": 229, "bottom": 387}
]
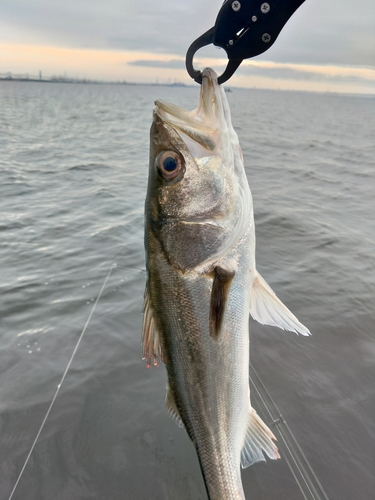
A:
[
  {"left": 250, "top": 368, "right": 324, "bottom": 499},
  {"left": 255, "top": 368, "right": 328, "bottom": 497},
  {"left": 8, "top": 263, "right": 118, "bottom": 500},
  {"left": 115, "top": 264, "right": 146, "bottom": 273},
  {"left": 249, "top": 365, "right": 330, "bottom": 500},
  {"left": 250, "top": 375, "right": 311, "bottom": 498}
]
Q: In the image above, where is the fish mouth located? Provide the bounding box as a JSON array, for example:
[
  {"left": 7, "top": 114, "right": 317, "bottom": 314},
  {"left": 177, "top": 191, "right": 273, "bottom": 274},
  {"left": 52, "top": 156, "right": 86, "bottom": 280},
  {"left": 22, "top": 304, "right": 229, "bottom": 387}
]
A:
[
  {"left": 154, "top": 69, "right": 223, "bottom": 154},
  {"left": 155, "top": 99, "right": 217, "bottom": 153}
]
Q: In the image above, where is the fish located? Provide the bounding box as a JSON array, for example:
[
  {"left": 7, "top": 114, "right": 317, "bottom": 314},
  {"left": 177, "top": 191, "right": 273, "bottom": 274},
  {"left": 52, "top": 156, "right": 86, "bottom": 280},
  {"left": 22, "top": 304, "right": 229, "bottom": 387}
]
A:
[{"left": 143, "top": 67, "right": 310, "bottom": 500}]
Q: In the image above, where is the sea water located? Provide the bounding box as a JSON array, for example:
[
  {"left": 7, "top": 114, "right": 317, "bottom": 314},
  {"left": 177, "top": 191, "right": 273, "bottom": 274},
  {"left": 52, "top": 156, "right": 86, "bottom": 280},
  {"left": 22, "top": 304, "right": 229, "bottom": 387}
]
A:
[{"left": 0, "top": 81, "right": 374, "bottom": 500}]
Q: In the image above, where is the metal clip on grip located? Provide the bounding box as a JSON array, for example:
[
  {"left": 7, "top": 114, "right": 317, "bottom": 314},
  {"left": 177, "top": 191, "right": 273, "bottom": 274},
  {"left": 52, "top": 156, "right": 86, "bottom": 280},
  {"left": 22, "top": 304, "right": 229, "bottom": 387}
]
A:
[{"left": 186, "top": 0, "right": 306, "bottom": 84}]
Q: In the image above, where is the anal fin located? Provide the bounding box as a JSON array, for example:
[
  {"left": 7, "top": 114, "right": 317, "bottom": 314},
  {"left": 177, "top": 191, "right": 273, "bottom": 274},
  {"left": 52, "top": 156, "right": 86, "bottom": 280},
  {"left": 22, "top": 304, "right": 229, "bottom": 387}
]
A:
[{"left": 241, "top": 408, "right": 280, "bottom": 468}]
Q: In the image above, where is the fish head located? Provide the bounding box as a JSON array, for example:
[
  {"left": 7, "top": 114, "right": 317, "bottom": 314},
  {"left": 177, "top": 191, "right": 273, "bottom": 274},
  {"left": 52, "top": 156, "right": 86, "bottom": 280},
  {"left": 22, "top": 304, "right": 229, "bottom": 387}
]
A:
[{"left": 146, "top": 68, "right": 251, "bottom": 272}]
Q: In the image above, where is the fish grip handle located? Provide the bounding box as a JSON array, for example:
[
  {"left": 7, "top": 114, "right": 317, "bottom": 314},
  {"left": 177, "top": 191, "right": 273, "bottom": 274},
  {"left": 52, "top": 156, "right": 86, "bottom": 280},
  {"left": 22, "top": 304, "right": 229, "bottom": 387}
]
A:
[{"left": 186, "top": 0, "right": 306, "bottom": 84}]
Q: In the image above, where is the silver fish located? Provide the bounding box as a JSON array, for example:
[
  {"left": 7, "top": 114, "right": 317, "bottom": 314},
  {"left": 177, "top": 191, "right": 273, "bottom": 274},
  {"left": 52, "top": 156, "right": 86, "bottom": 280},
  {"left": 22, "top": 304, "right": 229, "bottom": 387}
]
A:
[{"left": 143, "top": 68, "right": 310, "bottom": 500}]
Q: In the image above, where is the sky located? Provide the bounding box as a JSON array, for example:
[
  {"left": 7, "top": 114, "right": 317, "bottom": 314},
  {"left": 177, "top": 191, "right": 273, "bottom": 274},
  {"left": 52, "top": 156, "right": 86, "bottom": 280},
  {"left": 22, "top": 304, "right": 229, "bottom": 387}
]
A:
[{"left": 1, "top": 0, "right": 375, "bottom": 94}]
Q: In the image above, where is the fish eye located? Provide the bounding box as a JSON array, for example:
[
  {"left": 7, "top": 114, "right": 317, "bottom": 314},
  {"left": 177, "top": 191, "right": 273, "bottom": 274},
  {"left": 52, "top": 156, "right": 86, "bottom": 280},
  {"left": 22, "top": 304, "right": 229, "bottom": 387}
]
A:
[
  {"left": 163, "top": 156, "right": 178, "bottom": 172},
  {"left": 156, "top": 150, "right": 184, "bottom": 181}
]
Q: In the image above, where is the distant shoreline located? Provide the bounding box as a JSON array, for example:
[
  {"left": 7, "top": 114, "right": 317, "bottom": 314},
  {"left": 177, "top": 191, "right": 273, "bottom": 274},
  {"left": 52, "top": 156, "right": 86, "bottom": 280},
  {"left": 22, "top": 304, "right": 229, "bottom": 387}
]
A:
[
  {"left": 1, "top": 76, "right": 373, "bottom": 98},
  {"left": 0, "top": 76, "right": 191, "bottom": 87}
]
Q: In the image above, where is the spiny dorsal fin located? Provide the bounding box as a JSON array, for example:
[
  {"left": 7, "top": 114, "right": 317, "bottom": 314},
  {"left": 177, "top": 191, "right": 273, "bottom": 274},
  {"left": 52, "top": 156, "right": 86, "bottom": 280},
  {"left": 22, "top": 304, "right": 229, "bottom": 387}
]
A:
[
  {"left": 142, "top": 285, "right": 164, "bottom": 368},
  {"left": 249, "top": 272, "right": 310, "bottom": 336},
  {"left": 209, "top": 266, "right": 235, "bottom": 340},
  {"left": 165, "top": 384, "right": 184, "bottom": 428},
  {"left": 241, "top": 408, "right": 280, "bottom": 468}
]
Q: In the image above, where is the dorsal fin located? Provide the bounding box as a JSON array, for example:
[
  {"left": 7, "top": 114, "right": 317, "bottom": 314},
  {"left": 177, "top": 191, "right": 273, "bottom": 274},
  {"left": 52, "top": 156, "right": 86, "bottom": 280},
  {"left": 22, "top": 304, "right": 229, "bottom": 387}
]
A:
[{"left": 209, "top": 266, "right": 235, "bottom": 339}]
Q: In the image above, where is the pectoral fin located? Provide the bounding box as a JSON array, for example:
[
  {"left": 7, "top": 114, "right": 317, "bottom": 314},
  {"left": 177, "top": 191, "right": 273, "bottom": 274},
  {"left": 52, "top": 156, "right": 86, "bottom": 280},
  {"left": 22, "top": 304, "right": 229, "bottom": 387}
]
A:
[
  {"left": 209, "top": 266, "right": 235, "bottom": 339},
  {"left": 241, "top": 408, "right": 280, "bottom": 468},
  {"left": 142, "top": 285, "right": 164, "bottom": 367},
  {"left": 250, "top": 272, "right": 310, "bottom": 336}
]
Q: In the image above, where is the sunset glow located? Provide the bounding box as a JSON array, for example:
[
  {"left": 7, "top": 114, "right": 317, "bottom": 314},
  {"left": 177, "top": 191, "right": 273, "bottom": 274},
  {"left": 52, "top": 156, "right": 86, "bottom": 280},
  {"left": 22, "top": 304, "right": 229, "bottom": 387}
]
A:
[{"left": 1, "top": 42, "right": 374, "bottom": 95}]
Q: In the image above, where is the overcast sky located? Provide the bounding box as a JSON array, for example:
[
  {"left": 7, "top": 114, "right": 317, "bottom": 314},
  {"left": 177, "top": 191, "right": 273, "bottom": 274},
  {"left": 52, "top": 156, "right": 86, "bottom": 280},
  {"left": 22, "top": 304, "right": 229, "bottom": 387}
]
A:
[{"left": 1, "top": 0, "right": 374, "bottom": 93}]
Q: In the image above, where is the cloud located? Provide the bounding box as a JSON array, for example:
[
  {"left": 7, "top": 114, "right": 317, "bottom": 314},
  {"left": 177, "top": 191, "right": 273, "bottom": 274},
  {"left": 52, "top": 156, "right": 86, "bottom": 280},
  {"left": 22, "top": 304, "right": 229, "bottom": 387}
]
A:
[
  {"left": 1, "top": 0, "right": 375, "bottom": 68},
  {"left": 240, "top": 61, "right": 375, "bottom": 85},
  {"left": 227, "top": 60, "right": 375, "bottom": 95},
  {"left": 2, "top": 42, "right": 373, "bottom": 94},
  {"left": 128, "top": 59, "right": 185, "bottom": 69},
  {"left": 0, "top": 0, "right": 374, "bottom": 93},
  {"left": 0, "top": 0, "right": 219, "bottom": 55}
]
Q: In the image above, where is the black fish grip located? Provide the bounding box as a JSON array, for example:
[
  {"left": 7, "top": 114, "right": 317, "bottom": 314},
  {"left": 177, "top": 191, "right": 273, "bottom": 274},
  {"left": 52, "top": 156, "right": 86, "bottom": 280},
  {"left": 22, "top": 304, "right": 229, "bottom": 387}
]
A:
[{"left": 186, "top": 0, "right": 306, "bottom": 84}]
